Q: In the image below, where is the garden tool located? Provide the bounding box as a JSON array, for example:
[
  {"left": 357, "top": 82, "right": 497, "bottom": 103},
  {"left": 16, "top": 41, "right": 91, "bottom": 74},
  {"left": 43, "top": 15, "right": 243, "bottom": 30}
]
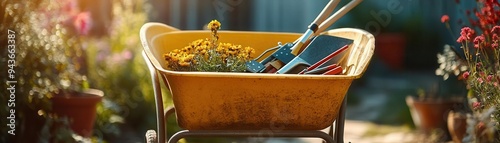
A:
[
  {"left": 276, "top": 0, "right": 363, "bottom": 74},
  {"left": 322, "top": 66, "right": 343, "bottom": 75},
  {"left": 246, "top": 0, "right": 354, "bottom": 73},
  {"left": 298, "top": 45, "right": 349, "bottom": 74},
  {"left": 276, "top": 0, "right": 362, "bottom": 74},
  {"left": 290, "top": 0, "right": 363, "bottom": 56},
  {"left": 276, "top": 35, "right": 352, "bottom": 74},
  {"left": 246, "top": 42, "right": 295, "bottom": 73},
  {"left": 247, "top": 0, "right": 363, "bottom": 74},
  {"left": 303, "top": 64, "right": 339, "bottom": 74}
]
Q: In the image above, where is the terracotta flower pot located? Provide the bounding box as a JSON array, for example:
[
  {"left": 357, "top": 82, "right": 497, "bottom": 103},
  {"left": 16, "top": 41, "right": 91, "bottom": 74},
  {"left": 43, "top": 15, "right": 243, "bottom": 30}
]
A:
[
  {"left": 447, "top": 110, "right": 467, "bottom": 143},
  {"left": 51, "top": 89, "right": 103, "bottom": 137},
  {"left": 406, "top": 96, "right": 460, "bottom": 141}
]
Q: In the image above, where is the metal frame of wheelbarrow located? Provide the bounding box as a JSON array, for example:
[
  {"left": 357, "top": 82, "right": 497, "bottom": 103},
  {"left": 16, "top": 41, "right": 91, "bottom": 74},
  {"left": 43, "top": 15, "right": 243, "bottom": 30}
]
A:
[{"left": 142, "top": 52, "right": 349, "bottom": 143}]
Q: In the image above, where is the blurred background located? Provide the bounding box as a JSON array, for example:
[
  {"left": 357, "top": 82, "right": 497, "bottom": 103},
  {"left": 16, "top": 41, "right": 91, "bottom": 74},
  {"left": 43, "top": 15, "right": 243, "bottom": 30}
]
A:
[{"left": 1, "top": 0, "right": 477, "bottom": 142}]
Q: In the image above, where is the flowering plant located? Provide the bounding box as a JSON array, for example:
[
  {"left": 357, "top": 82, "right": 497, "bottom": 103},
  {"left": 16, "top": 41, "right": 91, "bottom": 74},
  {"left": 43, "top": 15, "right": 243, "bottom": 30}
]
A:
[
  {"left": 439, "top": 0, "right": 500, "bottom": 142},
  {"left": 4, "top": 0, "right": 93, "bottom": 97},
  {"left": 1, "top": 0, "right": 97, "bottom": 142},
  {"left": 164, "top": 20, "right": 255, "bottom": 72}
]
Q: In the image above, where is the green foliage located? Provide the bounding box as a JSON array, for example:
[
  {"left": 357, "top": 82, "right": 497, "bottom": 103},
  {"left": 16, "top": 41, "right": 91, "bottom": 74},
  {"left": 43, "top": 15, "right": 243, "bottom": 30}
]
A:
[
  {"left": 1, "top": 0, "right": 89, "bottom": 142},
  {"left": 84, "top": 0, "right": 174, "bottom": 140},
  {"left": 194, "top": 49, "right": 247, "bottom": 72},
  {"left": 39, "top": 117, "right": 76, "bottom": 143},
  {"left": 0, "top": 0, "right": 168, "bottom": 142}
]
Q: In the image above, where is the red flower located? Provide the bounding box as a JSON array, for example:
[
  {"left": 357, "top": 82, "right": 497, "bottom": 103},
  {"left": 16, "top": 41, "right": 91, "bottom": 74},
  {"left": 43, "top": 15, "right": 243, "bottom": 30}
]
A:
[
  {"left": 492, "top": 26, "right": 500, "bottom": 34},
  {"left": 493, "top": 34, "right": 499, "bottom": 40},
  {"left": 478, "top": 78, "right": 484, "bottom": 84},
  {"left": 492, "top": 33, "right": 499, "bottom": 48},
  {"left": 474, "top": 35, "right": 485, "bottom": 48},
  {"left": 457, "top": 27, "right": 475, "bottom": 43},
  {"left": 441, "top": 15, "right": 450, "bottom": 23},
  {"left": 73, "top": 11, "right": 92, "bottom": 35},
  {"left": 487, "top": 75, "right": 494, "bottom": 82},
  {"left": 463, "top": 71, "right": 470, "bottom": 79},
  {"left": 477, "top": 121, "right": 485, "bottom": 129}
]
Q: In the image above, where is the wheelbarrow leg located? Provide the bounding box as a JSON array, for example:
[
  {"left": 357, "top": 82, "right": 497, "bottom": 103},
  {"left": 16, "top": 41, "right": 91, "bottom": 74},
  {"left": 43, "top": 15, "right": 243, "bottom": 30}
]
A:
[
  {"left": 144, "top": 51, "right": 166, "bottom": 143},
  {"left": 327, "top": 124, "right": 334, "bottom": 143},
  {"left": 164, "top": 106, "right": 175, "bottom": 141},
  {"left": 152, "top": 70, "right": 166, "bottom": 143},
  {"left": 334, "top": 97, "right": 347, "bottom": 143}
]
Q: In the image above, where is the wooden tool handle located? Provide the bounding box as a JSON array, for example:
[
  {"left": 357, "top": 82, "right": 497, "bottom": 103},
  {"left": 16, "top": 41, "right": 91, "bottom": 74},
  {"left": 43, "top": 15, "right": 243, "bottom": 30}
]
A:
[
  {"left": 290, "top": 0, "right": 340, "bottom": 56},
  {"left": 291, "top": 0, "right": 363, "bottom": 56},
  {"left": 311, "top": 0, "right": 341, "bottom": 32},
  {"left": 316, "top": 0, "right": 363, "bottom": 35}
]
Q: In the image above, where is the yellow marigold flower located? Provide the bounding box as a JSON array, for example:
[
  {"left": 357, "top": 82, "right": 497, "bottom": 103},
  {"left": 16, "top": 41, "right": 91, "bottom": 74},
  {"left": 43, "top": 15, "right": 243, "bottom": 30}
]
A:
[
  {"left": 164, "top": 20, "right": 255, "bottom": 71},
  {"left": 207, "top": 20, "right": 221, "bottom": 30}
]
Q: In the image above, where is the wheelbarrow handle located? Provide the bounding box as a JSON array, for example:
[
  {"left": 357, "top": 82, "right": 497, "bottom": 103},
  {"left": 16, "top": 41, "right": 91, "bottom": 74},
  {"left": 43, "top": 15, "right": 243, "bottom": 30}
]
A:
[{"left": 290, "top": 0, "right": 363, "bottom": 55}]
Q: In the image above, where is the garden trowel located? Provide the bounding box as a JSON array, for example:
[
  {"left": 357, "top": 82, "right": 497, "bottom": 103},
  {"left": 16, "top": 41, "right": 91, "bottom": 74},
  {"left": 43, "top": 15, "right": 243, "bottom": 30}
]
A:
[{"left": 246, "top": 42, "right": 295, "bottom": 73}]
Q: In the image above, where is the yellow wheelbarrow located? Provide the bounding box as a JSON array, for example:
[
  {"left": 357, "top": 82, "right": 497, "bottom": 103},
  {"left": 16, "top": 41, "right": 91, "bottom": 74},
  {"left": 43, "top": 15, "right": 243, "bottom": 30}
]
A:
[{"left": 139, "top": 21, "right": 374, "bottom": 142}]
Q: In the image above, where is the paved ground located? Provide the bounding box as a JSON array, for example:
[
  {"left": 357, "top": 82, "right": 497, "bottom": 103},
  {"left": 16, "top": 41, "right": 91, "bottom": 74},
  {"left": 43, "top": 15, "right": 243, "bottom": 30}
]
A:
[{"left": 297, "top": 120, "right": 420, "bottom": 143}]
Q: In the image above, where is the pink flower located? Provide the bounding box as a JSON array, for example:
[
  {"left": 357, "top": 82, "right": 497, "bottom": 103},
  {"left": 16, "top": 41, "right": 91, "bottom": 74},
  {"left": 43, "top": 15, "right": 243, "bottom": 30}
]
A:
[
  {"left": 473, "top": 102, "right": 481, "bottom": 110},
  {"left": 121, "top": 50, "right": 133, "bottom": 60},
  {"left": 441, "top": 15, "right": 450, "bottom": 23},
  {"left": 473, "top": 35, "right": 485, "bottom": 48},
  {"left": 478, "top": 78, "right": 484, "bottom": 84},
  {"left": 491, "top": 25, "right": 500, "bottom": 33},
  {"left": 487, "top": 75, "right": 494, "bottom": 82},
  {"left": 457, "top": 27, "right": 475, "bottom": 43},
  {"left": 476, "top": 62, "right": 483, "bottom": 69},
  {"left": 492, "top": 34, "right": 499, "bottom": 48},
  {"left": 463, "top": 71, "right": 470, "bottom": 79},
  {"left": 73, "top": 11, "right": 92, "bottom": 35},
  {"left": 61, "top": 0, "right": 78, "bottom": 15}
]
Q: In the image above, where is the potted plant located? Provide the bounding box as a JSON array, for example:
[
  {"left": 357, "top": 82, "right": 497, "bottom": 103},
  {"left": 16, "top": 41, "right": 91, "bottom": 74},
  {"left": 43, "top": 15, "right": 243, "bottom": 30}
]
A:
[
  {"left": 1, "top": 0, "right": 102, "bottom": 142},
  {"left": 405, "top": 83, "right": 465, "bottom": 141},
  {"left": 434, "top": 44, "right": 471, "bottom": 143},
  {"left": 406, "top": 43, "right": 468, "bottom": 140},
  {"left": 439, "top": 0, "right": 500, "bottom": 142}
]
